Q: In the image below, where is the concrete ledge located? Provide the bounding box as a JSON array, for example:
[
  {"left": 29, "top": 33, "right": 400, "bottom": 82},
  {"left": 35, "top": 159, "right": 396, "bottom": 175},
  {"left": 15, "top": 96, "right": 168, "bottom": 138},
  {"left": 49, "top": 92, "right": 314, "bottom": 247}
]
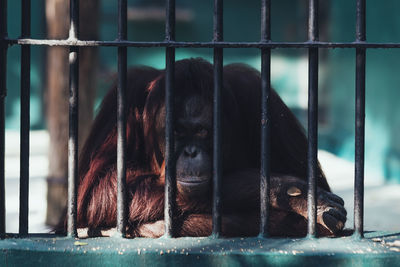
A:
[{"left": 1, "top": 232, "right": 399, "bottom": 266}]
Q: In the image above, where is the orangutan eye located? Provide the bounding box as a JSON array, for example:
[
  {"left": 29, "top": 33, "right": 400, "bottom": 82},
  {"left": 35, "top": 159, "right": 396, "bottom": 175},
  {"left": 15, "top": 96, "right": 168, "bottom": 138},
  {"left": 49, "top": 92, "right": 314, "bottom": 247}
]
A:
[
  {"left": 196, "top": 128, "right": 208, "bottom": 138},
  {"left": 174, "top": 127, "right": 185, "bottom": 137}
]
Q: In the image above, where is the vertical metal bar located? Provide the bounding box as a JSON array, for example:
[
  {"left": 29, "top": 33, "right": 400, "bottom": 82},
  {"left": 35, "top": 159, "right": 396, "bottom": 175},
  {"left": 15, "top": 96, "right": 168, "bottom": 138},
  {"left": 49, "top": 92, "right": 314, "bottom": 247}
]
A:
[
  {"left": 307, "top": 0, "right": 319, "bottom": 238},
  {"left": 212, "top": 0, "right": 223, "bottom": 238},
  {"left": 259, "top": 0, "right": 271, "bottom": 238},
  {"left": 0, "top": 0, "right": 7, "bottom": 239},
  {"left": 67, "top": 0, "right": 79, "bottom": 238},
  {"left": 117, "top": 0, "right": 128, "bottom": 237},
  {"left": 164, "top": 0, "right": 176, "bottom": 238},
  {"left": 19, "top": 0, "right": 31, "bottom": 237},
  {"left": 354, "top": 0, "right": 366, "bottom": 239}
]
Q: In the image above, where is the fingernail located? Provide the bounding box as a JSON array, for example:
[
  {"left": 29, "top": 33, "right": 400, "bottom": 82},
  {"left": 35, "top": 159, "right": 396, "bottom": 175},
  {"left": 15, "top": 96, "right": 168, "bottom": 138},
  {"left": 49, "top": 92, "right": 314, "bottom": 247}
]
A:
[{"left": 287, "top": 186, "right": 302, "bottom": 197}]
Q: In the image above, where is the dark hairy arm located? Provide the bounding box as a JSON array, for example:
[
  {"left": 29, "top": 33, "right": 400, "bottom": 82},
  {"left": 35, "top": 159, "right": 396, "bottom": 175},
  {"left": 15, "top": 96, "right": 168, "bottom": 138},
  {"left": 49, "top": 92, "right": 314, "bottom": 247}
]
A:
[
  {"left": 221, "top": 169, "right": 347, "bottom": 236},
  {"left": 135, "top": 169, "right": 347, "bottom": 237}
]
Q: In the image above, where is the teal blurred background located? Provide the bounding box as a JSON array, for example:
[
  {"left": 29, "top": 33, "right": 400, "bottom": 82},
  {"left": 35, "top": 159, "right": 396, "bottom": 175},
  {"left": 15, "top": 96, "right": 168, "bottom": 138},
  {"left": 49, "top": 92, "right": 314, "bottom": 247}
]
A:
[{"left": 5, "top": 0, "right": 400, "bottom": 183}]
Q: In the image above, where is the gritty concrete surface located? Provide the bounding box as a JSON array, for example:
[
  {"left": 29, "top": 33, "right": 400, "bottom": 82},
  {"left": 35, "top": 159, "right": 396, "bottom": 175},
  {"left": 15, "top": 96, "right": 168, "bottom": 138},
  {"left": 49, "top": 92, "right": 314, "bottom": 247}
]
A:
[
  {"left": 4, "top": 130, "right": 400, "bottom": 233},
  {"left": 2, "top": 233, "right": 400, "bottom": 267}
]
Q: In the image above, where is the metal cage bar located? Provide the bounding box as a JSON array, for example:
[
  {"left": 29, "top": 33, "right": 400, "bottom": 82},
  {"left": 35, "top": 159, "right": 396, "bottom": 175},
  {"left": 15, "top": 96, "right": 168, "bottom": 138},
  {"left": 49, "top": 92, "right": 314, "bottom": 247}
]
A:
[
  {"left": 307, "top": 0, "right": 319, "bottom": 237},
  {"left": 0, "top": 0, "right": 7, "bottom": 239},
  {"left": 19, "top": 0, "right": 31, "bottom": 236},
  {"left": 0, "top": 0, "right": 386, "bottom": 240},
  {"left": 354, "top": 0, "right": 366, "bottom": 238},
  {"left": 259, "top": 0, "right": 271, "bottom": 238},
  {"left": 67, "top": 0, "right": 79, "bottom": 238},
  {"left": 164, "top": 0, "right": 176, "bottom": 238},
  {"left": 117, "top": 0, "right": 128, "bottom": 238},
  {"left": 8, "top": 39, "right": 400, "bottom": 49},
  {"left": 212, "top": 0, "right": 223, "bottom": 237}
]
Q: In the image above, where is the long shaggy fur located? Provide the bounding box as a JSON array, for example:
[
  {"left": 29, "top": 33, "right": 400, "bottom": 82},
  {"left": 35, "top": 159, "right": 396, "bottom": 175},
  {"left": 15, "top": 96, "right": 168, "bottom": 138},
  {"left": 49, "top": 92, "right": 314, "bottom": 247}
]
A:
[{"left": 75, "top": 58, "right": 329, "bottom": 237}]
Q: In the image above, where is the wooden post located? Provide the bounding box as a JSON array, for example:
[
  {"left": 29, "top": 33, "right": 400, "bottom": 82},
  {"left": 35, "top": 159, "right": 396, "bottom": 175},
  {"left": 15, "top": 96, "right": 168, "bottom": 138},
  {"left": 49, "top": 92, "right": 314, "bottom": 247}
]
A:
[{"left": 45, "top": 0, "right": 99, "bottom": 227}]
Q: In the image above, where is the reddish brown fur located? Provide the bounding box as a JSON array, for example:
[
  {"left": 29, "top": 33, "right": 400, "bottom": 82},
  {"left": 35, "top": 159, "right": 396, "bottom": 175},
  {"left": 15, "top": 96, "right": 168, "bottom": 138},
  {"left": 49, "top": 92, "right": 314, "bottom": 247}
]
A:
[{"left": 73, "top": 58, "right": 345, "bottom": 237}]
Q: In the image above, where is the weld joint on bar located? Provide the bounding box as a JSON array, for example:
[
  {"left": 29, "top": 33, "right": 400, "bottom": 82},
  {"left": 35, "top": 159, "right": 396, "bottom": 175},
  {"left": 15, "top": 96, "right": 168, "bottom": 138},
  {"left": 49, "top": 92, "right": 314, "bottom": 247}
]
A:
[
  {"left": 65, "top": 38, "right": 80, "bottom": 46},
  {"left": 67, "top": 36, "right": 79, "bottom": 42}
]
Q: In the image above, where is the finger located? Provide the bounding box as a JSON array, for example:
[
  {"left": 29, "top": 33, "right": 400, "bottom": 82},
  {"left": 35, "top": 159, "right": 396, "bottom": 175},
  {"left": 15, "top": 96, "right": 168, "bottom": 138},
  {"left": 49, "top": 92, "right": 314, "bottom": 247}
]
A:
[
  {"left": 326, "top": 192, "right": 345, "bottom": 206},
  {"left": 328, "top": 201, "right": 347, "bottom": 217},
  {"left": 325, "top": 207, "right": 347, "bottom": 224},
  {"left": 322, "top": 199, "right": 347, "bottom": 217},
  {"left": 322, "top": 213, "right": 343, "bottom": 234},
  {"left": 322, "top": 212, "right": 343, "bottom": 234}
]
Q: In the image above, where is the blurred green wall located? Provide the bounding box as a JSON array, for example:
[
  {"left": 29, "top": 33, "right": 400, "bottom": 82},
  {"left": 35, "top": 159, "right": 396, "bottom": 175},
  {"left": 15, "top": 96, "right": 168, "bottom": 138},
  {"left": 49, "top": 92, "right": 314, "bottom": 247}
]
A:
[
  {"left": 326, "top": 0, "right": 400, "bottom": 182},
  {"left": 5, "top": 0, "right": 400, "bottom": 182},
  {"left": 6, "top": 0, "right": 46, "bottom": 129}
]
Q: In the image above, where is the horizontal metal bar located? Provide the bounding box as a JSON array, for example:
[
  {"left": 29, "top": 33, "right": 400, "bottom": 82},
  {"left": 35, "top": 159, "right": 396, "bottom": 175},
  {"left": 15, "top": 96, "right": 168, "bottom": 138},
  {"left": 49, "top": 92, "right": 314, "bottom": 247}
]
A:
[{"left": 7, "top": 39, "right": 400, "bottom": 49}]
